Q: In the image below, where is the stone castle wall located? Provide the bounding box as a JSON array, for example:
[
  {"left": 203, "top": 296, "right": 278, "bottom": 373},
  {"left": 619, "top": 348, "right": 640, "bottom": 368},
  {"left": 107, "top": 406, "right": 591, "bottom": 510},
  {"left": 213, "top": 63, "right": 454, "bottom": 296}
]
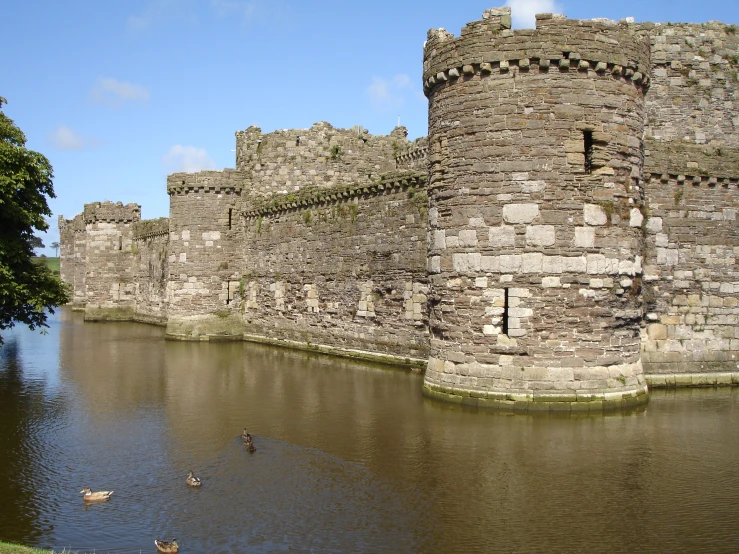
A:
[
  {"left": 59, "top": 7, "right": 739, "bottom": 410},
  {"left": 80, "top": 201, "right": 140, "bottom": 321},
  {"left": 58, "top": 213, "right": 86, "bottom": 309},
  {"left": 132, "top": 217, "right": 170, "bottom": 325},
  {"left": 241, "top": 171, "right": 429, "bottom": 364},
  {"left": 235, "top": 123, "right": 410, "bottom": 196},
  {"left": 422, "top": 9, "right": 651, "bottom": 411},
  {"left": 165, "top": 170, "right": 245, "bottom": 339}
]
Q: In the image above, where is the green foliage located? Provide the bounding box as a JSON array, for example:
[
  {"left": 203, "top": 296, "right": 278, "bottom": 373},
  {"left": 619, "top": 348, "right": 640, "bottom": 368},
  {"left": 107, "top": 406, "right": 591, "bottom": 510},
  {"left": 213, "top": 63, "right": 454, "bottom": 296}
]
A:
[
  {"left": 348, "top": 203, "right": 358, "bottom": 223},
  {"left": 256, "top": 215, "right": 262, "bottom": 235},
  {"left": 674, "top": 188, "right": 684, "bottom": 204},
  {"left": 0, "top": 97, "right": 70, "bottom": 343},
  {"left": 330, "top": 144, "right": 343, "bottom": 159},
  {"left": 303, "top": 209, "right": 312, "bottom": 225}
]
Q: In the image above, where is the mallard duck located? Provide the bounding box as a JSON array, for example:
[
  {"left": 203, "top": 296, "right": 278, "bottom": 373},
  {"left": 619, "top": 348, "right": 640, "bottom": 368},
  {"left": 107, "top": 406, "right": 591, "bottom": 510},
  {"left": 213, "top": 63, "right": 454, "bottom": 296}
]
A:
[
  {"left": 186, "top": 470, "right": 202, "bottom": 487},
  {"left": 243, "top": 431, "right": 256, "bottom": 453},
  {"left": 154, "top": 538, "right": 179, "bottom": 553},
  {"left": 80, "top": 488, "right": 113, "bottom": 502}
]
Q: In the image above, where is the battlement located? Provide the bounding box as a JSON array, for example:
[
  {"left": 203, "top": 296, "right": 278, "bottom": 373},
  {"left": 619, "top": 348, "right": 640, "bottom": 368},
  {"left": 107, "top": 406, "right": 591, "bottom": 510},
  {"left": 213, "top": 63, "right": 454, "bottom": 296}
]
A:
[
  {"left": 166, "top": 169, "right": 246, "bottom": 195},
  {"left": 423, "top": 7, "right": 651, "bottom": 97},
  {"left": 83, "top": 201, "right": 140, "bottom": 224},
  {"left": 234, "top": 121, "right": 407, "bottom": 196},
  {"left": 395, "top": 137, "right": 428, "bottom": 170},
  {"left": 244, "top": 170, "right": 426, "bottom": 219},
  {"left": 133, "top": 217, "right": 170, "bottom": 240},
  {"left": 58, "top": 213, "right": 85, "bottom": 233}
]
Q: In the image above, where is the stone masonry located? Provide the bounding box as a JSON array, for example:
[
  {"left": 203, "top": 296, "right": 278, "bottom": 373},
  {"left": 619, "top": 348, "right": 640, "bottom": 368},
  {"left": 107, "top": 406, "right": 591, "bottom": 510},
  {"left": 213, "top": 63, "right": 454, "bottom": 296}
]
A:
[{"left": 60, "top": 7, "right": 739, "bottom": 411}]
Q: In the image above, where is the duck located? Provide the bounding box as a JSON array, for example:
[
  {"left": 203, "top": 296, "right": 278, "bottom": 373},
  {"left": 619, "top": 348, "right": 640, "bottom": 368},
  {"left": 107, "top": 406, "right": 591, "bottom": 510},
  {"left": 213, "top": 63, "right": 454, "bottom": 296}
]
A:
[
  {"left": 80, "top": 488, "right": 113, "bottom": 502},
  {"left": 186, "top": 470, "right": 202, "bottom": 487},
  {"left": 242, "top": 430, "right": 256, "bottom": 453},
  {"left": 154, "top": 538, "right": 179, "bottom": 553}
]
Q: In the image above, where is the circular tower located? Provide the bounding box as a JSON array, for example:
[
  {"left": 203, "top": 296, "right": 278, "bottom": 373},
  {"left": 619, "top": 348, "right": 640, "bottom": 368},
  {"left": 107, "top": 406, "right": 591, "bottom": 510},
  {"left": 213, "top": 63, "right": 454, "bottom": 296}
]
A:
[{"left": 423, "top": 8, "right": 651, "bottom": 411}]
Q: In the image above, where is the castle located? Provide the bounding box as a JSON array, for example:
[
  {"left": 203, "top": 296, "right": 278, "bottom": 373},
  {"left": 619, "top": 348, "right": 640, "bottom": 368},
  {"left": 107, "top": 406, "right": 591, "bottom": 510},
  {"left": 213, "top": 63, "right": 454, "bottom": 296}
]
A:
[{"left": 60, "top": 7, "right": 739, "bottom": 411}]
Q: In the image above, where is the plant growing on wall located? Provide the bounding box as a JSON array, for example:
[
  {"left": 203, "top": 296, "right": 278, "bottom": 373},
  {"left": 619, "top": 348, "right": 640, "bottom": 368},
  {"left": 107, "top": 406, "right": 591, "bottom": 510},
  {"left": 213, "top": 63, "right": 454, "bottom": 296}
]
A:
[{"left": 330, "top": 145, "right": 343, "bottom": 159}]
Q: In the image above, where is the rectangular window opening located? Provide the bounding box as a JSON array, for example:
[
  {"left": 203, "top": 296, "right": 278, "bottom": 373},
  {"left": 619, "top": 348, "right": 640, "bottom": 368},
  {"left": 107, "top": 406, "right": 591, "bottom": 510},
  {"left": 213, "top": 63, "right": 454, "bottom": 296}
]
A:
[
  {"left": 584, "top": 130, "right": 594, "bottom": 174},
  {"left": 226, "top": 281, "right": 231, "bottom": 305},
  {"left": 228, "top": 208, "right": 233, "bottom": 230},
  {"left": 502, "top": 288, "right": 509, "bottom": 336},
  {"left": 118, "top": 235, "right": 122, "bottom": 251}
]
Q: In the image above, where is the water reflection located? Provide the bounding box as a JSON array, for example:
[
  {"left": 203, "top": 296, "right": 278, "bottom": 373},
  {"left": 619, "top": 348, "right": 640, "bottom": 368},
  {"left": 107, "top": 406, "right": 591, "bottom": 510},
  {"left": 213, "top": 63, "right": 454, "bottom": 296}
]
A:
[{"left": 0, "top": 310, "right": 737, "bottom": 552}]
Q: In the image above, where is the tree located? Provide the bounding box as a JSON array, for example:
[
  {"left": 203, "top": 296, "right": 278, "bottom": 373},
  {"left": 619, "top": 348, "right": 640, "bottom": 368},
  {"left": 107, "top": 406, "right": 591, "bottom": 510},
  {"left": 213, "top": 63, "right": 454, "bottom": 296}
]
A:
[
  {"left": 29, "top": 235, "right": 44, "bottom": 251},
  {"left": 0, "top": 97, "right": 69, "bottom": 344},
  {"left": 51, "top": 241, "right": 60, "bottom": 257}
]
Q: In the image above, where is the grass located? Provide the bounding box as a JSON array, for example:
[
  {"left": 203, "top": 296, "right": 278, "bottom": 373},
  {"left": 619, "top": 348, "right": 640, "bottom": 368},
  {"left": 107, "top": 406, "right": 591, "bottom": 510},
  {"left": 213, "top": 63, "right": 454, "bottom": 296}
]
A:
[
  {"left": 0, "top": 541, "right": 54, "bottom": 553},
  {"left": 32, "top": 256, "right": 60, "bottom": 275}
]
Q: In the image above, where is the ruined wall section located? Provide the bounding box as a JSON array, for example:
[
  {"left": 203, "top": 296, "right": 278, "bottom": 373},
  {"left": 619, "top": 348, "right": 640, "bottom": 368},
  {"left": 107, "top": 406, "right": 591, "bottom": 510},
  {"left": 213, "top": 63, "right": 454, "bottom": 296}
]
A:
[
  {"left": 132, "top": 218, "right": 170, "bottom": 325},
  {"left": 166, "top": 170, "right": 245, "bottom": 339},
  {"left": 240, "top": 171, "right": 429, "bottom": 365},
  {"left": 82, "top": 201, "right": 140, "bottom": 321},
  {"left": 235, "top": 123, "right": 409, "bottom": 196},
  {"left": 422, "top": 9, "right": 651, "bottom": 411},
  {"left": 58, "top": 214, "right": 86, "bottom": 309}
]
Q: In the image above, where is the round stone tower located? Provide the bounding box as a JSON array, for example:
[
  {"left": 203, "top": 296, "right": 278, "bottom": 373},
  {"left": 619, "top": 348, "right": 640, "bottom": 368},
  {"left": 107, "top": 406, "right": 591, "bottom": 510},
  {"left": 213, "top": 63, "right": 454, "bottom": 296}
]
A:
[{"left": 422, "top": 8, "right": 651, "bottom": 411}]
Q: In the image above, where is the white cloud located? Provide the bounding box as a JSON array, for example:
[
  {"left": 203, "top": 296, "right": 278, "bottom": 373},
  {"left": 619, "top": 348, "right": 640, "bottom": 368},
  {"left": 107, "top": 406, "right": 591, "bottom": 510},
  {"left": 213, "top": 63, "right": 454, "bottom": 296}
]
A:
[
  {"left": 91, "top": 77, "right": 150, "bottom": 108},
  {"left": 162, "top": 145, "right": 218, "bottom": 173},
  {"left": 47, "top": 126, "right": 100, "bottom": 151},
  {"left": 505, "top": 0, "right": 562, "bottom": 29},
  {"left": 367, "top": 74, "right": 418, "bottom": 113},
  {"left": 211, "top": 0, "right": 258, "bottom": 20},
  {"left": 127, "top": 0, "right": 195, "bottom": 32}
]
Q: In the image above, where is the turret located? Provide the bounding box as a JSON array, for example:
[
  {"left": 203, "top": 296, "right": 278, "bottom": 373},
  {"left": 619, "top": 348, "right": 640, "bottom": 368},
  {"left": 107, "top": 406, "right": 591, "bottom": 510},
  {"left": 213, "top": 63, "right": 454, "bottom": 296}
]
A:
[{"left": 423, "top": 8, "right": 651, "bottom": 411}]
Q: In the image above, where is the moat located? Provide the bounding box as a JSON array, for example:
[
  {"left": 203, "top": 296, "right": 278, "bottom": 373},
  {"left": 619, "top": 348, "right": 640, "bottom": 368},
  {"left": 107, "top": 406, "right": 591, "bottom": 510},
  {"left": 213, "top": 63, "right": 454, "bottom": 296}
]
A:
[{"left": 1, "top": 310, "right": 738, "bottom": 553}]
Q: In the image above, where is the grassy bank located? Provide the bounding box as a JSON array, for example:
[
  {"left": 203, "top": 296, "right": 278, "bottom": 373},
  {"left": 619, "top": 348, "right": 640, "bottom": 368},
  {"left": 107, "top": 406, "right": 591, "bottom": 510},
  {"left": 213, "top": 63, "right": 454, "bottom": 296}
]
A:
[
  {"left": 0, "top": 541, "right": 53, "bottom": 554},
  {"left": 31, "top": 257, "right": 60, "bottom": 276}
]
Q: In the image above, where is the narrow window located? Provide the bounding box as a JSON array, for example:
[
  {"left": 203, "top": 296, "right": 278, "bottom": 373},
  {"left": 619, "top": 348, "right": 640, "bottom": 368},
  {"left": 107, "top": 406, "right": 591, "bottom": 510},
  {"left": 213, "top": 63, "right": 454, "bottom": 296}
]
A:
[
  {"left": 226, "top": 281, "right": 231, "bottom": 305},
  {"left": 118, "top": 235, "right": 122, "bottom": 251},
  {"left": 583, "top": 130, "right": 594, "bottom": 174},
  {"left": 502, "top": 288, "right": 509, "bottom": 336},
  {"left": 228, "top": 208, "right": 233, "bottom": 230}
]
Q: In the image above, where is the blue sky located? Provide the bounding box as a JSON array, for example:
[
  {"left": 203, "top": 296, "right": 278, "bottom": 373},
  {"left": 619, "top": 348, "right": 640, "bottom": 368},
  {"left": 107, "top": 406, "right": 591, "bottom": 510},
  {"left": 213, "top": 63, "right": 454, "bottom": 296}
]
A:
[{"left": 3, "top": 0, "right": 738, "bottom": 255}]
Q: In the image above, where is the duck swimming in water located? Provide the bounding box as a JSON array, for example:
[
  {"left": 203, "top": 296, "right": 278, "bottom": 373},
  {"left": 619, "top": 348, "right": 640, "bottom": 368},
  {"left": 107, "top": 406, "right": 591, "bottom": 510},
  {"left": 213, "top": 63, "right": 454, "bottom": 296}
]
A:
[
  {"left": 80, "top": 488, "right": 114, "bottom": 502},
  {"left": 186, "top": 470, "right": 202, "bottom": 487},
  {"left": 242, "top": 429, "right": 256, "bottom": 453},
  {"left": 154, "top": 538, "right": 179, "bottom": 553}
]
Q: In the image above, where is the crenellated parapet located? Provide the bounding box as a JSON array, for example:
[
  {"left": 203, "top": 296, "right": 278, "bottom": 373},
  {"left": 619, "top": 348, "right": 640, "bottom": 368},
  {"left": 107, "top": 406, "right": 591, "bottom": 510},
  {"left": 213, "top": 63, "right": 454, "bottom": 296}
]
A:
[
  {"left": 234, "top": 122, "right": 408, "bottom": 197},
  {"left": 83, "top": 201, "right": 141, "bottom": 223},
  {"left": 423, "top": 10, "right": 651, "bottom": 98},
  {"left": 395, "top": 137, "right": 428, "bottom": 170},
  {"left": 244, "top": 171, "right": 426, "bottom": 219},
  {"left": 166, "top": 169, "right": 246, "bottom": 195},
  {"left": 133, "top": 217, "right": 170, "bottom": 240}
]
